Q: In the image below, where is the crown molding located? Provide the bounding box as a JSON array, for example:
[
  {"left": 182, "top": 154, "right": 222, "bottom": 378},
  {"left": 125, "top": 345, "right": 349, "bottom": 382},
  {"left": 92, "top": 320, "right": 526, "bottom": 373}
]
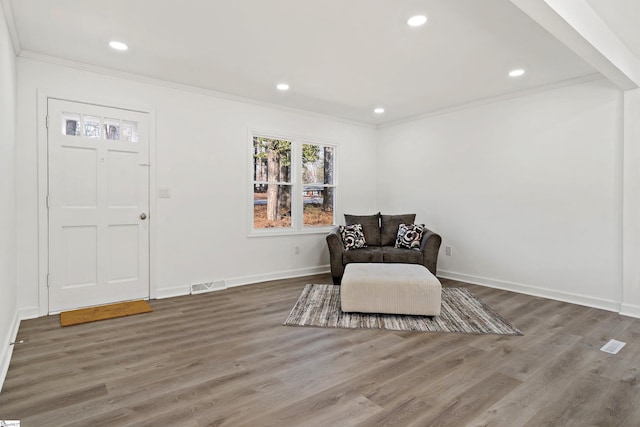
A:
[
  {"left": 0, "top": 0, "right": 21, "bottom": 55},
  {"left": 377, "top": 73, "right": 605, "bottom": 129},
  {"left": 16, "top": 51, "right": 604, "bottom": 131},
  {"left": 17, "top": 50, "right": 376, "bottom": 129}
]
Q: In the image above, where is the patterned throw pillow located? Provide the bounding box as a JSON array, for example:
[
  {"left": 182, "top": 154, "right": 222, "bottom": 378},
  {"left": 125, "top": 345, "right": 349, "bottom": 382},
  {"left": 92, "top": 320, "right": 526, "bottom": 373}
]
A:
[
  {"left": 395, "top": 223, "right": 425, "bottom": 250},
  {"left": 339, "top": 224, "right": 367, "bottom": 250}
]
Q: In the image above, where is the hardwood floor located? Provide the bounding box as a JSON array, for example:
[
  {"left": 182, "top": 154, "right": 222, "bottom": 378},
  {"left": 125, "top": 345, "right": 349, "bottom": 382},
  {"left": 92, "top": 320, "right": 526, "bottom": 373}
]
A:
[{"left": 1, "top": 274, "right": 638, "bottom": 426}]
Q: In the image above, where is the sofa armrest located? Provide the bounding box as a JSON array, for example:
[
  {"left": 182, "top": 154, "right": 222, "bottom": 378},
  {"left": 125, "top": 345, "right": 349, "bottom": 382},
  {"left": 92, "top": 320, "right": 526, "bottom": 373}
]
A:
[
  {"left": 420, "top": 229, "right": 442, "bottom": 276},
  {"left": 326, "top": 227, "right": 346, "bottom": 285}
]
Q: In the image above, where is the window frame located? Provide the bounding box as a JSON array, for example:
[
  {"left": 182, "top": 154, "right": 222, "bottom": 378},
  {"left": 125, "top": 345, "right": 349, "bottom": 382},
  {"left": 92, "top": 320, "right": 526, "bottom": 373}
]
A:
[{"left": 248, "top": 130, "right": 337, "bottom": 237}]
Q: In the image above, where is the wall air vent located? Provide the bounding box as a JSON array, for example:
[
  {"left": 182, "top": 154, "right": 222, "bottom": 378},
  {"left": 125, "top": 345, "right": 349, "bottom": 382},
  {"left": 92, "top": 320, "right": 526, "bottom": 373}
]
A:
[{"left": 191, "top": 280, "right": 227, "bottom": 295}]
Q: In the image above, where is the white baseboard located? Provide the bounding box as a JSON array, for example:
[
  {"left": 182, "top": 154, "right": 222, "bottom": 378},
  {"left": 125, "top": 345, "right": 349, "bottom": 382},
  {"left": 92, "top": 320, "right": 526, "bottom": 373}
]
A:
[
  {"left": 154, "top": 265, "right": 331, "bottom": 299},
  {"left": 18, "top": 306, "right": 40, "bottom": 320},
  {"left": 226, "top": 265, "right": 330, "bottom": 288},
  {"left": 0, "top": 310, "right": 20, "bottom": 393},
  {"left": 155, "top": 285, "right": 191, "bottom": 299},
  {"left": 619, "top": 303, "right": 640, "bottom": 319},
  {"left": 438, "top": 270, "right": 621, "bottom": 313}
]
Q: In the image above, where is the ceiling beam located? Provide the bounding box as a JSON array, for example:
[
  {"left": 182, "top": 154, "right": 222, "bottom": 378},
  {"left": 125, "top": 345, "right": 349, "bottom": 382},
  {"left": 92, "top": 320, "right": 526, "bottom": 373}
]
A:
[{"left": 511, "top": 0, "right": 640, "bottom": 89}]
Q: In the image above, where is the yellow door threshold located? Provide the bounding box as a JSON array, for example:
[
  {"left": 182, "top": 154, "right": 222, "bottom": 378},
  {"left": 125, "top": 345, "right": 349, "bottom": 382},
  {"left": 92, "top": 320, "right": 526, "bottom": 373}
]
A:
[{"left": 60, "top": 300, "right": 153, "bottom": 327}]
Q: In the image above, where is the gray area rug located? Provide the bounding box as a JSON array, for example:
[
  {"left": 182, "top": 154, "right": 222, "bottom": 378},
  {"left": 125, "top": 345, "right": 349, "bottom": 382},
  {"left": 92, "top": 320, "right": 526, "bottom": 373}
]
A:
[{"left": 284, "top": 284, "right": 522, "bottom": 336}]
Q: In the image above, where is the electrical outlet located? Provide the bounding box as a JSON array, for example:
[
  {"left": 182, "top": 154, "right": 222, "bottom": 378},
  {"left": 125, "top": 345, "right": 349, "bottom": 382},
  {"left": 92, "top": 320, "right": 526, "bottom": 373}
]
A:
[{"left": 445, "top": 246, "right": 452, "bottom": 256}]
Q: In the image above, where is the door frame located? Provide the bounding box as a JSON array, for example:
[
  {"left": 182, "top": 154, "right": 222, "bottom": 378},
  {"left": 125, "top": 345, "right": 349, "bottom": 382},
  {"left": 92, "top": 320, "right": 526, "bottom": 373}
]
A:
[{"left": 37, "top": 90, "right": 158, "bottom": 315}]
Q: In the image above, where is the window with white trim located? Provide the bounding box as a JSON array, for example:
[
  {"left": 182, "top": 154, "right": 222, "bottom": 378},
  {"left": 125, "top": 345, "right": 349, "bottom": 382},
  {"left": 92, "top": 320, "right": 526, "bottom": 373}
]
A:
[{"left": 251, "top": 133, "right": 336, "bottom": 233}]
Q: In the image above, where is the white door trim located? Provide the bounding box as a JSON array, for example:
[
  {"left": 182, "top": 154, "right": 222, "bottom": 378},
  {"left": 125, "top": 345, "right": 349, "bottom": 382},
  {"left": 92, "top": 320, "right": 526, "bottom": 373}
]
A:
[{"left": 36, "top": 90, "right": 158, "bottom": 316}]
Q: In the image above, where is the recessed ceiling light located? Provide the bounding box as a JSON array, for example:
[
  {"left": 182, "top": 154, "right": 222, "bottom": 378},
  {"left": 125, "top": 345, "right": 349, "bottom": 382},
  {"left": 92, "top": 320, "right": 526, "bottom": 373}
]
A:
[
  {"left": 109, "top": 41, "right": 128, "bottom": 51},
  {"left": 374, "top": 107, "right": 385, "bottom": 114},
  {"left": 276, "top": 83, "right": 290, "bottom": 91},
  {"left": 407, "top": 15, "right": 427, "bottom": 27},
  {"left": 509, "top": 69, "right": 525, "bottom": 77}
]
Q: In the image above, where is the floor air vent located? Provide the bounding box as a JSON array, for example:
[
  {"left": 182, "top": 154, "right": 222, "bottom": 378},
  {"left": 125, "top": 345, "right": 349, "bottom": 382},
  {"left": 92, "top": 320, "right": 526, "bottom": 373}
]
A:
[
  {"left": 191, "top": 280, "right": 227, "bottom": 295},
  {"left": 600, "top": 339, "right": 626, "bottom": 355}
]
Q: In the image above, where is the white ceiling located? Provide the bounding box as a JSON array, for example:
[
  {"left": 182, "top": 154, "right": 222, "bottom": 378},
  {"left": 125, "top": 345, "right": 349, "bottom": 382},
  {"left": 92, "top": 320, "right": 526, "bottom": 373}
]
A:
[{"left": 8, "top": 0, "right": 599, "bottom": 125}]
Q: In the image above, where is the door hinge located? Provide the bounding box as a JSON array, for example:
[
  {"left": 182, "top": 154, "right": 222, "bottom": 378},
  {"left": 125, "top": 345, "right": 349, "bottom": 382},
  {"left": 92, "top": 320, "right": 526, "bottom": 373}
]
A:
[
  {"left": 46, "top": 195, "right": 50, "bottom": 208},
  {"left": 46, "top": 274, "right": 51, "bottom": 287},
  {"left": 46, "top": 115, "right": 49, "bottom": 129}
]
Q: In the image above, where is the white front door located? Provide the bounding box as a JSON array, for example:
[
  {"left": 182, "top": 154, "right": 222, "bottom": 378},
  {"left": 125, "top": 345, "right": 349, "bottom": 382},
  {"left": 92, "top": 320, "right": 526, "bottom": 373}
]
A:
[{"left": 48, "top": 99, "right": 150, "bottom": 312}]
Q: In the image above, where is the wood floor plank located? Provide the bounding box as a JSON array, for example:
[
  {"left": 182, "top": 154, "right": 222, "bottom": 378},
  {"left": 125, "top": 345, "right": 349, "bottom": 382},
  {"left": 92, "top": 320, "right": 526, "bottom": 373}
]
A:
[
  {"left": 418, "top": 372, "right": 522, "bottom": 427},
  {"left": 1, "top": 273, "right": 639, "bottom": 426},
  {"left": 469, "top": 338, "right": 610, "bottom": 427}
]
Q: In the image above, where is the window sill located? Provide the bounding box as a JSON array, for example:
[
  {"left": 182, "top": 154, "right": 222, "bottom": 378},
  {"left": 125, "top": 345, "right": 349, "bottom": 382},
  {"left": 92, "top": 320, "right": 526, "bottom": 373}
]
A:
[{"left": 249, "top": 225, "right": 336, "bottom": 238}]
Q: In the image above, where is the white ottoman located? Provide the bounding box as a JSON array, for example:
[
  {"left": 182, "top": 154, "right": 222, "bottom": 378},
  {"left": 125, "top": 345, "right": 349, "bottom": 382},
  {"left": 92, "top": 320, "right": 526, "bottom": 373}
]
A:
[{"left": 341, "top": 263, "right": 441, "bottom": 316}]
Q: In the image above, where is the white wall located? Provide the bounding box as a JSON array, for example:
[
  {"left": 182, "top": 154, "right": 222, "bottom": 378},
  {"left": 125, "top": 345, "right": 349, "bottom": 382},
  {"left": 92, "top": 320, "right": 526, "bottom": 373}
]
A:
[
  {"left": 0, "top": 4, "right": 18, "bottom": 391},
  {"left": 377, "top": 79, "right": 624, "bottom": 311},
  {"left": 16, "top": 57, "right": 378, "bottom": 313},
  {"left": 13, "top": 54, "right": 635, "bottom": 318},
  {"left": 622, "top": 88, "right": 640, "bottom": 317}
]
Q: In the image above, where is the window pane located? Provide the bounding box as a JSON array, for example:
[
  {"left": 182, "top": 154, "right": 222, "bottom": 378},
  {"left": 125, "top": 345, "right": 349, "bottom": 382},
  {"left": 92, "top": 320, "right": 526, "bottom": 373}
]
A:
[
  {"left": 83, "top": 116, "right": 101, "bottom": 138},
  {"left": 253, "top": 184, "right": 292, "bottom": 228},
  {"left": 302, "top": 144, "right": 334, "bottom": 185},
  {"left": 104, "top": 118, "right": 120, "bottom": 141},
  {"left": 303, "top": 186, "right": 334, "bottom": 226},
  {"left": 122, "top": 121, "right": 139, "bottom": 142},
  {"left": 253, "top": 136, "right": 292, "bottom": 183},
  {"left": 62, "top": 113, "right": 81, "bottom": 136}
]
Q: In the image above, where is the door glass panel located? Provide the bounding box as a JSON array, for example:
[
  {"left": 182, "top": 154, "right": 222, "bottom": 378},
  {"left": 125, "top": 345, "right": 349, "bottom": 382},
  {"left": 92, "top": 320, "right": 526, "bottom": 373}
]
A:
[
  {"left": 83, "top": 116, "right": 102, "bottom": 138},
  {"left": 62, "top": 113, "right": 81, "bottom": 136},
  {"left": 122, "top": 121, "right": 139, "bottom": 142},
  {"left": 104, "top": 118, "right": 121, "bottom": 141}
]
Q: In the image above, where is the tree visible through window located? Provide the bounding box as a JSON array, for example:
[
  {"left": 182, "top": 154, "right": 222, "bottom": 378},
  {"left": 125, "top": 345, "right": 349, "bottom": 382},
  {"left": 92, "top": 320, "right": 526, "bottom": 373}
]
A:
[
  {"left": 252, "top": 135, "right": 335, "bottom": 231},
  {"left": 253, "top": 137, "right": 292, "bottom": 228},
  {"left": 302, "top": 144, "right": 334, "bottom": 226}
]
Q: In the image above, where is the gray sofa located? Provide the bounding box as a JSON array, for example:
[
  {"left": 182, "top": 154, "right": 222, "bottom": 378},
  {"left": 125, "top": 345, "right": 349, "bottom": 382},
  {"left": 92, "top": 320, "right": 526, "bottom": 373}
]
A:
[{"left": 326, "top": 213, "right": 442, "bottom": 285}]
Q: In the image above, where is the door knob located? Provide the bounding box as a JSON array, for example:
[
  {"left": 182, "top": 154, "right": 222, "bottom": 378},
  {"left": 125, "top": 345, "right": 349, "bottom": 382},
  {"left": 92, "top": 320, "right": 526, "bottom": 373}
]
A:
[{"left": 140, "top": 213, "right": 147, "bottom": 220}]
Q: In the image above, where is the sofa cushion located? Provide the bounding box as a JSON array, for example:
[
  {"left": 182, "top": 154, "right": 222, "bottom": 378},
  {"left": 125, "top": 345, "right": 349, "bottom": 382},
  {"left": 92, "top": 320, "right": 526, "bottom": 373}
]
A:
[
  {"left": 380, "top": 214, "right": 416, "bottom": 246},
  {"left": 343, "top": 247, "right": 383, "bottom": 263},
  {"left": 345, "top": 213, "right": 381, "bottom": 246},
  {"left": 395, "top": 223, "right": 425, "bottom": 250},
  {"left": 382, "top": 247, "right": 423, "bottom": 264},
  {"left": 339, "top": 224, "right": 367, "bottom": 250}
]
